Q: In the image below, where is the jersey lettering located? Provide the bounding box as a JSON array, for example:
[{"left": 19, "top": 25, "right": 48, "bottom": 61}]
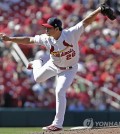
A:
[
  {"left": 51, "top": 48, "right": 76, "bottom": 59},
  {"left": 50, "top": 40, "right": 76, "bottom": 60}
]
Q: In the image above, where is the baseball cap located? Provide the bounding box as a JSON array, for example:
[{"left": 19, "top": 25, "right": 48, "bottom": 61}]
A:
[{"left": 42, "top": 17, "right": 62, "bottom": 29}]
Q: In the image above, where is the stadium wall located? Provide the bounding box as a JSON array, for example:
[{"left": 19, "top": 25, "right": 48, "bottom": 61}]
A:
[{"left": 0, "top": 108, "right": 120, "bottom": 127}]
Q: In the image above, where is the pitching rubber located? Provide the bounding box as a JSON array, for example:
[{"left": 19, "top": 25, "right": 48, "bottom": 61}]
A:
[{"left": 70, "top": 126, "right": 92, "bottom": 130}]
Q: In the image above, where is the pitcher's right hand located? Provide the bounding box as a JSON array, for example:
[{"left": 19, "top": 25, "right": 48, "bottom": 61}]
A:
[{"left": 0, "top": 33, "right": 10, "bottom": 41}]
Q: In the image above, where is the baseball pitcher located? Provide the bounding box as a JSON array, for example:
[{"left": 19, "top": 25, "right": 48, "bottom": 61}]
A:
[{"left": 0, "top": 2, "right": 116, "bottom": 131}]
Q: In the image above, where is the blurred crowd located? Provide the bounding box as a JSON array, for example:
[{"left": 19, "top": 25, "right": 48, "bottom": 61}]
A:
[{"left": 0, "top": 0, "right": 120, "bottom": 111}]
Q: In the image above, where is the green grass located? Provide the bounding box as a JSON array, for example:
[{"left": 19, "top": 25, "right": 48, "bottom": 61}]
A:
[{"left": 0, "top": 127, "right": 42, "bottom": 134}]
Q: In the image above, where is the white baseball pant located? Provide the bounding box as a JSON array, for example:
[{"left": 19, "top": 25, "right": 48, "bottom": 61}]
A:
[{"left": 32, "top": 59, "right": 78, "bottom": 128}]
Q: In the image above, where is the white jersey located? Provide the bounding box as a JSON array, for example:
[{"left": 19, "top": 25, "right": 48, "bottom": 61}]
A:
[{"left": 34, "top": 21, "right": 84, "bottom": 67}]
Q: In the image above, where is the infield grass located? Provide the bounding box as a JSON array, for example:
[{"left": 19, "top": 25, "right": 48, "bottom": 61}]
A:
[{"left": 0, "top": 127, "right": 42, "bottom": 134}]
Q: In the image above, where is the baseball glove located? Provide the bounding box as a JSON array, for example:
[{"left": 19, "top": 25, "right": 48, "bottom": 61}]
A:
[{"left": 101, "top": 3, "right": 116, "bottom": 20}]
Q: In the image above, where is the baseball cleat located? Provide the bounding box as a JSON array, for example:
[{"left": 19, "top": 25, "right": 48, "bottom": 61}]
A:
[
  {"left": 27, "top": 62, "right": 33, "bottom": 70},
  {"left": 42, "top": 125, "right": 62, "bottom": 131},
  {"left": 27, "top": 59, "right": 43, "bottom": 70}
]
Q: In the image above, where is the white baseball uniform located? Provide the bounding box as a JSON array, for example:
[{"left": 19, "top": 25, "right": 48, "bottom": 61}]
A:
[{"left": 32, "top": 21, "right": 84, "bottom": 128}]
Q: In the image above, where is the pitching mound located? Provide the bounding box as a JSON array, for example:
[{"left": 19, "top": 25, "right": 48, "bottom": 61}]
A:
[{"left": 31, "top": 127, "right": 120, "bottom": 134}]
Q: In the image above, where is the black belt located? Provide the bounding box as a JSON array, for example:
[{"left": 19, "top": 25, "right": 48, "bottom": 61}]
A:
[{"left": 54, "top": 64, "right": 72, "bottom": 70}]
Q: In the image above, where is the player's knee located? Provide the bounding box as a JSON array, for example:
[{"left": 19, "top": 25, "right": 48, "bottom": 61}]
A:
[
  {"left": 34, "top": 77, "right": 40, "bottom": 83},
  {"left": 34, "top": 75, "right": 45, "bottom": 83},
  {"left": 34, "top": 76, "right": 41, "bottom": 83}
]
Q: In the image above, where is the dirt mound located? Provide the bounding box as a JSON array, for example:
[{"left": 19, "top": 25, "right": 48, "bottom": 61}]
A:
[{"left": 31, "top": 127, "right": 120, "bottom": 134}]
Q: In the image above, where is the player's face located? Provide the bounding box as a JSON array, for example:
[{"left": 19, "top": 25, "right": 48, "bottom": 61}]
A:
[{"left": 45, "top": 27, "right": 57, "bottom": 36}]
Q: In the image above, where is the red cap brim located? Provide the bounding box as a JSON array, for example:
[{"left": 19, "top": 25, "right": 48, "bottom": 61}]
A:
[{"left": 42, "top": 23, "right": 53, "bottom": 28}]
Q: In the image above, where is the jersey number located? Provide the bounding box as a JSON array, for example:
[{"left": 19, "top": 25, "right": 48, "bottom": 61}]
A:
[{"left": 66, "top": 51, "right": 76, "bottom": 60}]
